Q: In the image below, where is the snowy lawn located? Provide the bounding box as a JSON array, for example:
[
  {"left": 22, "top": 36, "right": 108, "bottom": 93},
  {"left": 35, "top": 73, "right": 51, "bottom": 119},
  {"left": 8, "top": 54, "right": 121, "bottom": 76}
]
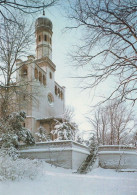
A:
[{"left": 0, "top": 163, "right": 137, "bottom": 195}]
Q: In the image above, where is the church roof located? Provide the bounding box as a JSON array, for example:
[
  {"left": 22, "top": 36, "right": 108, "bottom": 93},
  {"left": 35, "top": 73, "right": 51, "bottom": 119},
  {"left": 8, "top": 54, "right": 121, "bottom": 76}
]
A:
[{"left": 35, "top": 17, "right": 53, "bottom": 31}]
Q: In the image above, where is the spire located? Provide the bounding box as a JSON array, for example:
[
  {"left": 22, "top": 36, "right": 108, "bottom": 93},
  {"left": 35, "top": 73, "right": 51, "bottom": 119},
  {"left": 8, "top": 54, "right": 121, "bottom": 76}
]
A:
[{"left": 43, "top": 2, "right": 45, "bottom": 16}]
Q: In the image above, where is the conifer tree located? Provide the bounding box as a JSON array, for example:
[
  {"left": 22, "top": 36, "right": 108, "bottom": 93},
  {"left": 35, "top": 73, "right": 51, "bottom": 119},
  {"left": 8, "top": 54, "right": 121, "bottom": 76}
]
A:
[{"left": 0, "top": 111, "right": 35, "bottom": 149}]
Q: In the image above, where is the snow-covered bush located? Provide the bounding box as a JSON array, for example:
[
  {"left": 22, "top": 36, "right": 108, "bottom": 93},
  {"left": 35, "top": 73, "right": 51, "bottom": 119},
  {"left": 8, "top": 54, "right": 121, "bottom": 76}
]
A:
[
  {"left": 51, "top": 120, "right": 77, "bottom": 141},
  {"left": 35, "top": 126, "right": 51, "bottom": 142},
  {"left": 76, "top": 136, "right": 84, "bottom": 144},
  {"left": 0, "top": 149, "right": 45, "bottom": 181},
  {"left": 0, "top": 111, "right": 35, "bottom": 148},
  {"left": 85, "top": 134, "right": 98, "bottom": 149}
]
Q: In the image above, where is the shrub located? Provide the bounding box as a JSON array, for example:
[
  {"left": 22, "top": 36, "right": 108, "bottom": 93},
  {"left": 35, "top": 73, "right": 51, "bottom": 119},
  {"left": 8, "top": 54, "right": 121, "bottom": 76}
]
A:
[
  {"left": 0, "top": 111, "right": 35, "bottom": 148},
  {"left": 0, "top": 149, "right": 45, "bottom": 181}
]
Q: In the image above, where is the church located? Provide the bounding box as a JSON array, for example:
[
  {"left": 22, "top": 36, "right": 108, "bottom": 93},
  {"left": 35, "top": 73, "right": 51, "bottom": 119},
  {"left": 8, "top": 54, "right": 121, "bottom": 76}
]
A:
[{"left": 16, "top": 16, "right": 65, "bottom": 139}]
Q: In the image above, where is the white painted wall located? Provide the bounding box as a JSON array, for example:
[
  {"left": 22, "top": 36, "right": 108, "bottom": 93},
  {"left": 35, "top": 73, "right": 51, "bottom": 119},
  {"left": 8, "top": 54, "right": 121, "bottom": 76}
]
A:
[
  {"left": 98, "top": 146, "right": 137, "bottom": 169},
  {"left": 19, "top": 141, "right": 90, "bottom": 169}
]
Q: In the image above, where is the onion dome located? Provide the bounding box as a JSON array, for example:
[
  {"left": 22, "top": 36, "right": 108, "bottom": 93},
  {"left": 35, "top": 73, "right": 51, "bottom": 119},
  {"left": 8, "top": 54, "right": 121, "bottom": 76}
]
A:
[{"left": 35, "top": 17, "right": 53, "bottom": 33}]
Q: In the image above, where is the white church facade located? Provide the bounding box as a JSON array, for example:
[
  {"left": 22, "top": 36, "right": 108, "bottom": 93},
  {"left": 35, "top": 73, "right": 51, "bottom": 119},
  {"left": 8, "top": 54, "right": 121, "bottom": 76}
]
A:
[{"left": 16, "top": 17, "right": 65, "bottom": 139}]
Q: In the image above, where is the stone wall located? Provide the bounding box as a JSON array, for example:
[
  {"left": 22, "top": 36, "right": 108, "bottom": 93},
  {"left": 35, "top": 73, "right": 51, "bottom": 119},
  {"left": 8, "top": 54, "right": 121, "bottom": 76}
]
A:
[
  {"left": 19, "top": 141, "right": 90, "bottom": 170},
  {"left": 98, "top": 145, "right": 137, "bottom": 169}
]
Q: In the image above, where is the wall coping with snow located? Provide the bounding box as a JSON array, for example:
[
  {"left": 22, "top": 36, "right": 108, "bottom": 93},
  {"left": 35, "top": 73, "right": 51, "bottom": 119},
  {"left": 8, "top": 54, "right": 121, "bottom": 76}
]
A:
[
  {"left": 99, "top": 145, "right": 136, "bottom": 151},
  {"left": 19, "top": 141, "right": 90, "bottom": 169},
  {"left": 19, "top": 141, "right": 89, "bottom": 154},
  {"left": 98, "top": 145, "right": 137, "bottom": 169}
]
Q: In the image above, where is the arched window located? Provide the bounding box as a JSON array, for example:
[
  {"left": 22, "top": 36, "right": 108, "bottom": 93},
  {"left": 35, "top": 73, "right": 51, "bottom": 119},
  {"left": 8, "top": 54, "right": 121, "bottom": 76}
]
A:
[
  {"left": 21, "top": 65, "right": 28, "bottom": 76},
  {"left": 59, "top": 91, "right": 62, "bottom": 98},
  {"left": 43, "top": 75, "right": 46, "bottom": 86},
  {"left": 50, "top": 38, "right": 52, "bottom": 44},
  {"left": 34, "top": 68, "right": 38, "bottom": 79},
  {"left": 48, "top": 93, "right": 54, "bottom": 106},
  {"left": 55, "top": 86, "right": 57, "bottom": 95},
  {"left": 61, "top": 91, "right": 63, "bottom": 100},
  {"left": 23, "top": 95, "right": 26, "bottom": 100},
  {"left": 39, "top": 72, "right": 42, "bottom": 83},
  {"left": 39, "top": 35, "right": 41, "bottom": 42},
  {"left": 44, "top": 35, "right": 47, "bottom": 41},
  {"left": 58, "top": 88, "right": 60, "bottom": 97},
  {"left": 49, "top": 72, "right": 52, "bottom": 79},
  {"left": 23, "top": 69, "right": 27, "bottom": 75}
]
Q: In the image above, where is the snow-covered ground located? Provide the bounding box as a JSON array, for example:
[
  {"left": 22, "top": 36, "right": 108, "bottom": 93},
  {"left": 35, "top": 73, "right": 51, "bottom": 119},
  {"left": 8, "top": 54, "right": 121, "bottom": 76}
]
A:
[{"left": 0, "top": 162, "right": 137, "bottom": 195}]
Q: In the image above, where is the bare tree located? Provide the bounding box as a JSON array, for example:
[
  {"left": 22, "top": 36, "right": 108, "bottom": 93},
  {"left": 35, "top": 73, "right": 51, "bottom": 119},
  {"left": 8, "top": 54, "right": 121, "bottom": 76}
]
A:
[
  {"left": 88, "top": 107, "right": 108, "bottom": 145},
  {"left": 67, "top": 0, "right": 137, "bottom": 104},
  {"left": 88, "top": 101, "right": 135, "bottom": 145},
  {"left": 0, "top": 0, "right": 57, "bottom": 22},
  {"left": 63, "top": 105, "right": 75, "bottom": 122},
  {"left": 0, "top": 15, "right": 35, "bottom": 120},
  {"left": 106, "top": 101, "right": 135, "bottom": 145}
]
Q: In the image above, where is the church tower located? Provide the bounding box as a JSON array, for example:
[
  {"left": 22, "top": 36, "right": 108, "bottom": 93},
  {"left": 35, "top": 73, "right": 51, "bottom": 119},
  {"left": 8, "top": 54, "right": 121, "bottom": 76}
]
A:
[
  {"left": 35, "top": 17, "right": 53, "bottom": 60},
  {"left": 16, "top": 15, "right": 65, "bottom": 137}
]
